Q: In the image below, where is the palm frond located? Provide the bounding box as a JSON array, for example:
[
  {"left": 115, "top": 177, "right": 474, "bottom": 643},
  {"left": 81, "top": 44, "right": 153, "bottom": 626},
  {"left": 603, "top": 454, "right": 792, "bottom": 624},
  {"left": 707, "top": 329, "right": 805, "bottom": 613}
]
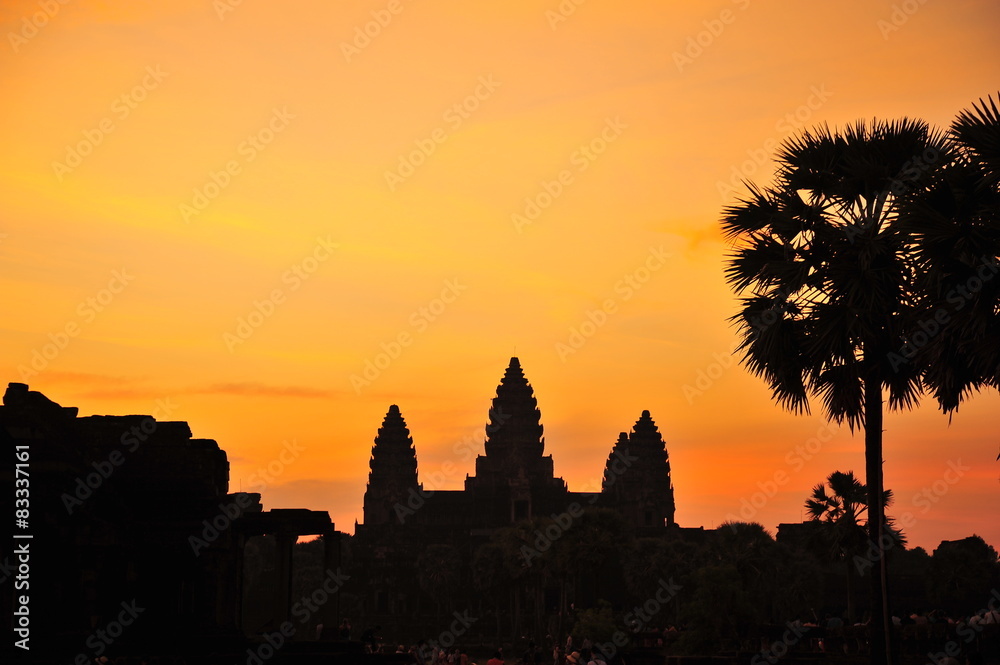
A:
[{"left": 952, "top": 92, "right": 1000, "bottom": 184}]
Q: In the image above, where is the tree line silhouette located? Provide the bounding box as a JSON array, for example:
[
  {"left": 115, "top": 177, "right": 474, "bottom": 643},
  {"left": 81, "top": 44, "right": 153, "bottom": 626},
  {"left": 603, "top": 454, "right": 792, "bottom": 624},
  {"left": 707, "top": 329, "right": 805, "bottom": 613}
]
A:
[{"left": 259, "top": 498, "right": 998, "bottom": 658}]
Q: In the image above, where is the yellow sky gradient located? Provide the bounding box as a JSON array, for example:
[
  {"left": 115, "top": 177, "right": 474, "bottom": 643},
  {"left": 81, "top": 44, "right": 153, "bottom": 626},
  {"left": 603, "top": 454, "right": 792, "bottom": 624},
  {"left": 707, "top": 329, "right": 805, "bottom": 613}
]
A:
[{"left": 2, "top": 0, "right": 999, "bottom": 550}]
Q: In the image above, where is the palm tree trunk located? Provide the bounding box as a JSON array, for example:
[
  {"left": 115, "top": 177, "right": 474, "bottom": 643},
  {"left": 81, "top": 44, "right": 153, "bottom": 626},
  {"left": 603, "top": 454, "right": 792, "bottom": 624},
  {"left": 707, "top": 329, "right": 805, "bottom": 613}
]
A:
[
  {"left": 535, "top": 582, "right": 542, "bottom": 639},
  {"left": 845, "top": 557, "right": 856, "bottom": 624},
  {"left": 557, "top": 579, "right": 565, "bottom": 643},
  {"left": 864, "top": 371, "right": 892, "bottom": 665},
  {"left": 514, "top": 586, "right": 521, "bottom": 640}
]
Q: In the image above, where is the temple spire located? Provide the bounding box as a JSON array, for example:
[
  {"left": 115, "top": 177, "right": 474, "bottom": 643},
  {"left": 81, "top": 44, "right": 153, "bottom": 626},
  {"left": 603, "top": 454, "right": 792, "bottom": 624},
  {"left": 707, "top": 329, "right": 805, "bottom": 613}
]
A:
[
  {"left": 483, "top": 357, "right": 544, "bottom": 461},
  {"left": 602, "top": 432, "right": 631, "bottom": 491},
  {"left": 467, "top": 357, "right": 560, "bottom": 494},
  {"left": 600, "top": 410, "right": 675, "bottom": 530},
  {"left": 362, "top": 404, "right": 420, "bottom": 526}
]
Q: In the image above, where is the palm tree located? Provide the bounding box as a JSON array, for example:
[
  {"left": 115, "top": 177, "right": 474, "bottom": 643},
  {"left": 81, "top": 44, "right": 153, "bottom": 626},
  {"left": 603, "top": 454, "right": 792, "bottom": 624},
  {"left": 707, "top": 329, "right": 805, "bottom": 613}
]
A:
[
  {"left": 549, "top": 508, "right": 626, "bottom": 639},
  {"left": 805, "top": 471, "right": 898, "bottom": 622},
  {"left": 899, "top": 93, "right": 1000, "bottom": 411},
  {"left": 769, "top": 542, "right": 825, "bottom": 625},
  {"left": 715, "top": 521, "right": 779, "bottom": 623},
  {"left": 722, "top": 118, "right": 949, "bottom": 665},
  {"left": 494, "top": 516, "right": 552, "bottom": 639},
  {"left": 621, "top": 537, "right": 695, "bottom": 626},
  {"left": 472, "top": 543, "right": 508, "bottom": 640},
  {"left": 416, "top": 544, "right": 462, "bottom": 619},
  {"left": 715, "top": 522, "right": 777, "bottom": 581}
]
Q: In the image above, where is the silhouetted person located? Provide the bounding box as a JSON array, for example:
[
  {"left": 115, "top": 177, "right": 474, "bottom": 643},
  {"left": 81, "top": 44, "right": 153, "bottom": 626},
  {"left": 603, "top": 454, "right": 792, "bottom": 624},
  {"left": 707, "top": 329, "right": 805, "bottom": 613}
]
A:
[
  {"left": 524, "top": 640, "right": 538, "bottom": 665},
  {"left": 362, "top": 625, "right": 381, "bottom": 652}
]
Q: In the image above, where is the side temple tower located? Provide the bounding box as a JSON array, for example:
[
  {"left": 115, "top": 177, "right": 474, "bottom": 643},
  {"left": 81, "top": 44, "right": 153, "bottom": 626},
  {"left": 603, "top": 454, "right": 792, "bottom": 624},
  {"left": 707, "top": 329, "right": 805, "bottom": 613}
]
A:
[
  {"left": 601, "top": 410, "right": 675, "bottom": 532},
  {"left": 362, "top": 404, "right": 421, "bottom": 527}
]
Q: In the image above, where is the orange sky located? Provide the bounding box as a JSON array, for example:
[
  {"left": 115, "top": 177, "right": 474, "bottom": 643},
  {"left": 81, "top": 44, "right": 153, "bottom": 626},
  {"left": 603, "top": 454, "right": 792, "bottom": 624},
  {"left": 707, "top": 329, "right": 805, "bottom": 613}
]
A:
[{"left": 2, "top": 0, "right": 999, "bottom": 551}]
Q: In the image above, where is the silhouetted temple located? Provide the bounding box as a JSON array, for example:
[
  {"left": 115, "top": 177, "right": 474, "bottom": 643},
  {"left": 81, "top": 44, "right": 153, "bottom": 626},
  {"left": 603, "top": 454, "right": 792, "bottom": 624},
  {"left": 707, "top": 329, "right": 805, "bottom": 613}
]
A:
[
  {"left": 359, "top": 358, "right": 675, "bottom": 535},
  {"left": 0, "top": 359, "right": 682, "bottom": 652},
  {"left": 352, "top": 358, "right": 678, "bottom": 620}
]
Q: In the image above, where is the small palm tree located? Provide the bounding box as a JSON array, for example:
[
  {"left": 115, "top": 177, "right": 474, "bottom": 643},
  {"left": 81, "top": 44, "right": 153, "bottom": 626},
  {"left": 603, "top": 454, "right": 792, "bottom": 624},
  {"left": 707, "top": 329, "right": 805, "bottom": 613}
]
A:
[
  {"left": 472, "top": 543, "right": 508, "bottom": 640},
  {"left": 715, "top": 521, "right": 779, "bottom": 623},
  {"left": 805, "top": 471, "right": 897, "bottom": 622},
  {"left": 416, "top": 544, "right": 462, "bottom": 619}
]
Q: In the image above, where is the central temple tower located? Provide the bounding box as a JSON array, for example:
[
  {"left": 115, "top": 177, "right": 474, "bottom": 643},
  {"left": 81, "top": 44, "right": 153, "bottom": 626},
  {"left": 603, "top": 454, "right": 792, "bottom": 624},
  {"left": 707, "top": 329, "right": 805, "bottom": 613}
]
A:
[{"left": 465, "top": 357, "right": 567, "bottom": 523}]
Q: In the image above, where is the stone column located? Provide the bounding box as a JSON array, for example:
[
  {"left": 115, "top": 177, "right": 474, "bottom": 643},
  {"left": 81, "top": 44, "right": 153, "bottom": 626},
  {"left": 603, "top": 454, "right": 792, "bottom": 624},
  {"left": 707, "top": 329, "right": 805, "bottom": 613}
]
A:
[
  {"left": 274, "top": 531, "right": 296, "bottom": 628},
  {"left": 234, "top": 533, "right": 246, "bottom": 633},
  {"left": 322, "top": 528, "right": 340, "bottom": 635}
]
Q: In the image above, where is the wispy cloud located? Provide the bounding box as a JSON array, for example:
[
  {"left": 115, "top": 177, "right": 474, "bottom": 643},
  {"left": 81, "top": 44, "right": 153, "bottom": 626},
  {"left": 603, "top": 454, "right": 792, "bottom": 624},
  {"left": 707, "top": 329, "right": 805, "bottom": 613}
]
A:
[
  {"left": 198, "top": 382, "right": 336, "bottom": 398},
  {"left": 31, "top": 373, "right": 339, "bottom": 400},
  {"left": 39, "top": 370, "right": 140, "bottom": 386}
]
